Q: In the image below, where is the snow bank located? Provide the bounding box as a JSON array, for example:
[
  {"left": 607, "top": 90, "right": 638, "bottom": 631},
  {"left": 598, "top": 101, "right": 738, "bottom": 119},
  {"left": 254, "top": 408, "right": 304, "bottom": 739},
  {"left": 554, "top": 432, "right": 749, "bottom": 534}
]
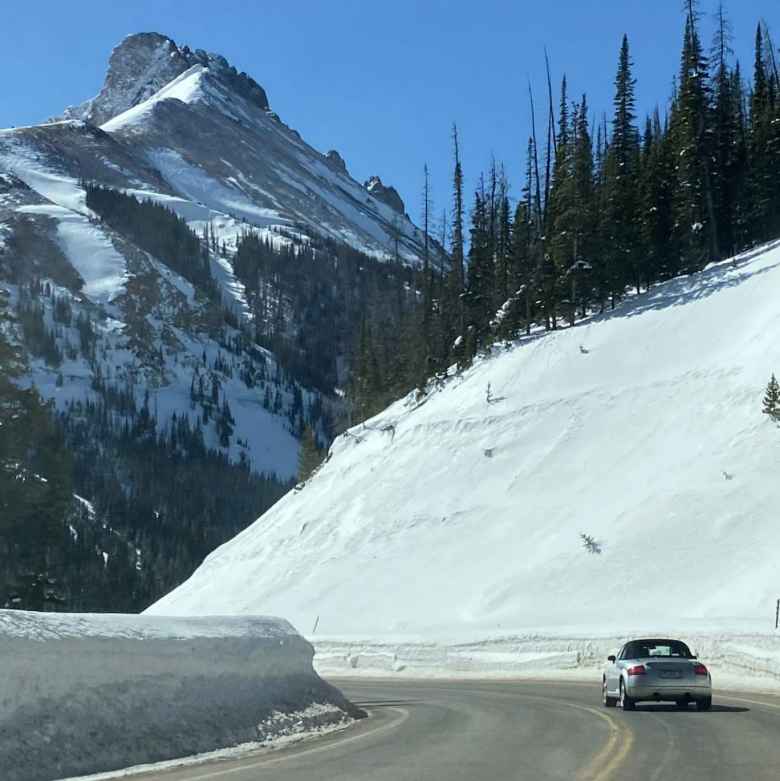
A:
[
  {"left": 0, "top": 610, "right": 361, "bottom": 781},
  {"left": 148, "top": 238, "right": 780, "bottom": 683},
  {"left": 313, "top": 631, "right": 780, "bottom": 689}
]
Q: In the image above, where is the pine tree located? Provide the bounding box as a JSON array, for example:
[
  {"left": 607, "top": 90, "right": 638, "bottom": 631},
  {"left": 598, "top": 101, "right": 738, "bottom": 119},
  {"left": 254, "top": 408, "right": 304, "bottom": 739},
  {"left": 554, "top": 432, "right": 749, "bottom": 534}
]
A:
[
  {"left": 748, "top": 23, "right": 780, "bottom": 241},
  {"left": 710, "top": 3, "right": 739, "bottom": 257},
  {"left": 297, "top": 425, "right": 324, "bottom": 482},
  {"left": 670, "top": 4, "right": 719, "bottom": 272},
  {"left": 603, "top": 35, "right": 642, "bottom": 301},
  {"left": 639, "top": 108, "right": 675, "bottom": 282},
  {"left": 464, "top": 184, "right": 494, "bottom": 352},
  {"left": 763, "top": 374, "right": 780, "bottom": 421},
  {"left": 548, "top": 76, "right": 576, "bottom": 295},
  {"left": 446, "top": 124, "right": 467, "bottom": 365},
  {"left": 494, "top": 188, "right": 513, "bottom": 311},
  {"left": 568, "top": 95, "right": 596, "bottom": 318}
]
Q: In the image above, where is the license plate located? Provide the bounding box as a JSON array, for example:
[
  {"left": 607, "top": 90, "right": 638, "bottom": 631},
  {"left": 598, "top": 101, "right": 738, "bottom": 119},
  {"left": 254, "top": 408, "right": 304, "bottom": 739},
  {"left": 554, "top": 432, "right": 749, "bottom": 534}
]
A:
[{"left": 660, "top": 671, "right": 681, "bottom": 679}]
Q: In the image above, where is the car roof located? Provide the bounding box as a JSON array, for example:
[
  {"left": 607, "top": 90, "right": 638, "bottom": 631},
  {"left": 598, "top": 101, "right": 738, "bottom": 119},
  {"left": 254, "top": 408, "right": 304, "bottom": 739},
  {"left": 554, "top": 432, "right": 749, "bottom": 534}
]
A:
[{"left": 625, "top": 638, "right": 685, "bottom": 645}]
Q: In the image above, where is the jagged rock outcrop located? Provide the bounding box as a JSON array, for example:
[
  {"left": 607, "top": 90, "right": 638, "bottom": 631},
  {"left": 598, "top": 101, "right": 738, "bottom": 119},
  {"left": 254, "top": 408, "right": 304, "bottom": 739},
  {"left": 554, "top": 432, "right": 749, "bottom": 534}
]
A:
[
  {"left": 325, "top": 149, "right": 348, "bottom": 175},
  {"left": 364, "top": 175, "right": 405, "bottom": 214},
  {"left": 61, "top": 32, "right": 269, "bottom": 127}
]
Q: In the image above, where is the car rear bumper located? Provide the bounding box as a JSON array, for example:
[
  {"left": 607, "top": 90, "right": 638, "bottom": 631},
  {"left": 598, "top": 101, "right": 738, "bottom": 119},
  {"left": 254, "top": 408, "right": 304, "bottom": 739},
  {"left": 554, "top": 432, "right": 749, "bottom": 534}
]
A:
[{"left": 626, "top": 681, "right": 711, "bottom": 701}]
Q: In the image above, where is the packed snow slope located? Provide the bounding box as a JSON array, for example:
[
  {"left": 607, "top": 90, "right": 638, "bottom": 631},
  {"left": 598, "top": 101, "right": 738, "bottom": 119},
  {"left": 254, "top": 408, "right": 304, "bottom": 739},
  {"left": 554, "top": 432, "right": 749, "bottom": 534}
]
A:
[{"left": 151, "top": 240, "right": 780, "bottom": 652}]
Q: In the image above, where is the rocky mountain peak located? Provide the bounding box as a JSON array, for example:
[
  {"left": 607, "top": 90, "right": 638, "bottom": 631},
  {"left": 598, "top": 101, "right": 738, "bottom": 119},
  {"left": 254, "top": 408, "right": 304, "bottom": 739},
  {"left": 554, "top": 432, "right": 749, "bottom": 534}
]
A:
[
  {"left": 364, "top": 176, "right": 405, "bottom": 215},
  {"left": 61, "top": 32, "right": 269, "bottom": 126},
  {"left": 325, "top": 149, "right": 348, "bottom": 175}
]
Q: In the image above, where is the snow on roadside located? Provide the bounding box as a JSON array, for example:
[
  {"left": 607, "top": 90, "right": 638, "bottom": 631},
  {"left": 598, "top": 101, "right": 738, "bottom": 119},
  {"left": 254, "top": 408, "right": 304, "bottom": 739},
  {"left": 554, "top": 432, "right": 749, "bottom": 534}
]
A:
[
  {"left": 58, "top": 704, "right": 354, "bottom": 781},
  {"left": 312, "top": 631, "right": 780, "bottom": 691},
  {"left": 1, "top": 611, "right": 363, "bottom": 781}
]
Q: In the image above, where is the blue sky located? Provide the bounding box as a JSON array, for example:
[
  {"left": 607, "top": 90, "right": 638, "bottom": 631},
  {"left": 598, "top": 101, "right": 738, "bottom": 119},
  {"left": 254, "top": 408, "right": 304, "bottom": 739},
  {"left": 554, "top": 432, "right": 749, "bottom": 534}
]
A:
[{"left": 1, "top": 1, "right": 776, "bottom": 230}]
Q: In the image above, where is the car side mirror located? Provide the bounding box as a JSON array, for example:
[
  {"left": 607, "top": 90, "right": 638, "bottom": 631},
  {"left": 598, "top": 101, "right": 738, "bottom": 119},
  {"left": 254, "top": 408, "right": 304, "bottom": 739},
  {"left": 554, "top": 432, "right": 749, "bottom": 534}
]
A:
[
  {"left": 607, "top": 655, "right": 616, "bottom": 663},
  {"left": 691, "top": 655, "right": 697, "bottom": 660}
]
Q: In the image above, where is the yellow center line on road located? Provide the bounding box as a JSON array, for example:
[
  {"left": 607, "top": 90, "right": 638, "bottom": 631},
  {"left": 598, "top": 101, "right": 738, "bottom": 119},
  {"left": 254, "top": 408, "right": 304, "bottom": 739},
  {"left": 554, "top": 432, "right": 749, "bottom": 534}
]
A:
[
  {"left": 459, "top": 689, "right": 634, "bottom": 781},
  {"left": 570, "top": 704, "right": 634, "bottom": 781}
]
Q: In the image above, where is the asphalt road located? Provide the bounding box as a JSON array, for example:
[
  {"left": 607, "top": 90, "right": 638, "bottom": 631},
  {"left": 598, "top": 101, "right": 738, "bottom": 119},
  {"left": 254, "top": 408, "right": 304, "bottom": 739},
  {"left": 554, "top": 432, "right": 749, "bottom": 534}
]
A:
[{"left": 126, "top": 679, "right": 780, "bottom": 781}]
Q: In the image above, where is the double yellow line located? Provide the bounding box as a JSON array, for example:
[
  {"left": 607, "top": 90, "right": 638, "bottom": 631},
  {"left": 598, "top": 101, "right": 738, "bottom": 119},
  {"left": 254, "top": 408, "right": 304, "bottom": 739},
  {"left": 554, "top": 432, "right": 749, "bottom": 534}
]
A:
[
  {"left": 572, "top": 703, "right": 634, "bottom": 781},
  {"left": 478, "top": 687, "right": 635, "bottom": 781}
]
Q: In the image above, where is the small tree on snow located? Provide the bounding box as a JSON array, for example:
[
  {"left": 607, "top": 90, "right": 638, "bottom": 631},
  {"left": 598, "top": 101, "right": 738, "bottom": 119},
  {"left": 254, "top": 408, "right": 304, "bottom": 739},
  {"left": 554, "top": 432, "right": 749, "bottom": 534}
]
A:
[
  {"left": 580, "top": 533, "right": 602, "bottom": 554},
  {"left": 763, "top": 374, "right": 780, "bottom": 421}
]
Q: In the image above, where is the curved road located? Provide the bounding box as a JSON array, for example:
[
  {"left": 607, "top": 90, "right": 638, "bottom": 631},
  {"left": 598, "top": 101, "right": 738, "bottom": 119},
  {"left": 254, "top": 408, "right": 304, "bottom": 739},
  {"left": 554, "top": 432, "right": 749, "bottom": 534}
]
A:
[{"left": 133, "top": 680, "right": 780, "bottom": 781}]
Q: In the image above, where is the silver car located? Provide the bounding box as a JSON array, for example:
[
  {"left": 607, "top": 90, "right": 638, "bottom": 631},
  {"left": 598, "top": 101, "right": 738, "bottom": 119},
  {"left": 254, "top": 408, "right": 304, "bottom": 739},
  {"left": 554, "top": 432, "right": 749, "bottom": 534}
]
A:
[{"left": 602, "top": 638, "right": 712, "bottom": 711}]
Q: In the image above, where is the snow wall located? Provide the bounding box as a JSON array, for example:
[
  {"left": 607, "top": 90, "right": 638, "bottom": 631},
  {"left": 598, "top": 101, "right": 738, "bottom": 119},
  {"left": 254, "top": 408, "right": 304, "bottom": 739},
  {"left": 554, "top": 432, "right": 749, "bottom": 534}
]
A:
[
  {"left": 313, "top": 632, "right": 780, "bottom": 686},
  {"left": 0, "top": 610, "right": 363, "bottom": 781}
]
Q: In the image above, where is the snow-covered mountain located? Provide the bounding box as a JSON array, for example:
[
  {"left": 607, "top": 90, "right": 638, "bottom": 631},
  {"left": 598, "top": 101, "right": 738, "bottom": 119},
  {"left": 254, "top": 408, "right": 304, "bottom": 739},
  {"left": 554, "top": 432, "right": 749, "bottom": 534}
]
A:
[
  {"left": 0, "top": 31, "right": 441, "bottom": 481},
  {"left": 150, "top": 239, "right": 780, "bottom": 674},
  {"left": 0, "top": 31, "right": 446, "bottom": 607},
  {"left": 14, "top": 31, "right": 436, "bottom": 265}
]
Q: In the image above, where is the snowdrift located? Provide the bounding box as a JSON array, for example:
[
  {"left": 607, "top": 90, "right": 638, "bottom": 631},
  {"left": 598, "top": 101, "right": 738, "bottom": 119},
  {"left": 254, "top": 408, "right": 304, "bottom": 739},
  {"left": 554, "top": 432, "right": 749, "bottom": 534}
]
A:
[
  {"left": 0, "top": 610, "right": 361, "bottom": 781},
  {"left": 149, "top": 240, "right": 780, "bottom": 680}
]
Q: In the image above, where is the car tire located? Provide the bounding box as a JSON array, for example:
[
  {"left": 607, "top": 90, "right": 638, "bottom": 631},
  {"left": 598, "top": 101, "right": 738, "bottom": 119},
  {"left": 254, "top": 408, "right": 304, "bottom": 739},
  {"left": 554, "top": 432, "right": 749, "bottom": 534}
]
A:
[
  {"left": 696, "top": 696, "right": 712, "bottom": 711},
  {"left": 603, "top": 679, "right": 617, "bottom": 708},
  {"left": 619, "top": 679, "right": 635, "bottom": 710},
  {"left": 675, "top": 698, "right": 689, "bottom": 709}
]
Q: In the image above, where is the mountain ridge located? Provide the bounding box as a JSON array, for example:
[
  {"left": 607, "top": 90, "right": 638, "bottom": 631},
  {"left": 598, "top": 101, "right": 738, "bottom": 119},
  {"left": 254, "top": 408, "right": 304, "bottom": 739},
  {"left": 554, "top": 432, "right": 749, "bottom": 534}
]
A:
[{"left": 0, "top": 31, "right": 438, "bottom": 610}]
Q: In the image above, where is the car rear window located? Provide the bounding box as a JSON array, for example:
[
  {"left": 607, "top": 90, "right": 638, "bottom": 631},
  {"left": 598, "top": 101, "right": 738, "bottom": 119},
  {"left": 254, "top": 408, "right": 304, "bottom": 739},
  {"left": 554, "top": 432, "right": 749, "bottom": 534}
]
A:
[{"left": 622, "top": 640, "right": 692, "bottom": 659}]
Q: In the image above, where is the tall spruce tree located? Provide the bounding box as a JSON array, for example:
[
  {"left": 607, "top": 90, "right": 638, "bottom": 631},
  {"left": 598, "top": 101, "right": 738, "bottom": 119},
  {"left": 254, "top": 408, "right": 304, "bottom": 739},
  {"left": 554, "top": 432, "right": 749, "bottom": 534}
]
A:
[
  {"left": 710, "top": 3, "right": 739, "bottom": 257},
  {"left": 464, "top": 183, "right": 494, "bottom": 353},
  {"left": 670, "top": 3, "right": 720, "bottom": 272},
  {"left": 748, "top": 24, "right": 780, "bottom": 241},
  {"left": 603, "top": 35, "right": 642, "bottom": 300},
  {"left": 446, "top": 124, "right": 467, "bottom": 364}
]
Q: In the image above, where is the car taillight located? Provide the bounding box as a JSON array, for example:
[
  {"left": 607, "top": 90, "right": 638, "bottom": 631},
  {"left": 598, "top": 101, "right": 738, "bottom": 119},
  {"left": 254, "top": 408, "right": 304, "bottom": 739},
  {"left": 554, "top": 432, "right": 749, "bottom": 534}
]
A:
[
  {"left": 694, "top": 663, "right": 708, "bottom": 676},
  {"left": 627, "top": 664, "right": 647, "bottom": 676}
]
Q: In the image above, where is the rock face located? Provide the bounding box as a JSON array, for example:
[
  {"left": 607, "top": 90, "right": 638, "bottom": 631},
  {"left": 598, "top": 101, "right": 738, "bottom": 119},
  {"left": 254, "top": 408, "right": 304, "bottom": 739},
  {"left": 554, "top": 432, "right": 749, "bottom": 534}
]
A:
[
  {"left": 364, "top": 175, "right": 405, "bottom": 214},
  {"left": 61, "top": 32, "right": 269, "bottom": 127},
  {"left": 325, "top": 149, "right": 348, "bottom": 175},
  {"left": 34, "top": 31, "right": 444, "bottom": 265}
]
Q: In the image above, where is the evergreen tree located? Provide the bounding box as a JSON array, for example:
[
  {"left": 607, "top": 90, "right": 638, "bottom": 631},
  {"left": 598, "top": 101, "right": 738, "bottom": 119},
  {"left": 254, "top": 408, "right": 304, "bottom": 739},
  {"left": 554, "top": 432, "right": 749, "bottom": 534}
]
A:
[
  {"left": 710, "top": 3, "right": 739, "bottom": 257},
  {"left": 298, "top": 425, "right": 324, "bottom": 481},
  {"left": 446, "top": 124, "right": 467, "bottom": 364},
  {"left": 464, "top": 184, "right": 494, "bottom": 351},
  {"left": 763, "top": 374, "right": 780, "bottom": 421},
  {"left": 748, "top": 24, "right": 780, "bottom": 241},
  {"left": 548, "top": 76, "right": 575, "bottom": 300},
  {"left": 639, "top": 109, "right": 675, "bottom": 282},
  {"left": 603, "top": 35, "right": 642, "bottom": 301},
  {"left": 670, "top": 4, "right": 720, "bottom": 272}
]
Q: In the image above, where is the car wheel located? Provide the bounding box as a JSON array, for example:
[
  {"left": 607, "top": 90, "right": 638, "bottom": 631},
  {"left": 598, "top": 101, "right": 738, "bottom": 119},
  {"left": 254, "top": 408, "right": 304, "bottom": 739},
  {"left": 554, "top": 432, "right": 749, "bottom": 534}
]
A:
[
  {"left": 675, "top": 698, "right": 689, "bottom": 709},
  {"left": 603, "top": 679, "right": 617, "bottom": 708},
  {"left": 696, "top": 696, "right": 712, "bottom": 711},
  {"left": 619, "top": 679, "right": 635, "bottom": 710}
]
